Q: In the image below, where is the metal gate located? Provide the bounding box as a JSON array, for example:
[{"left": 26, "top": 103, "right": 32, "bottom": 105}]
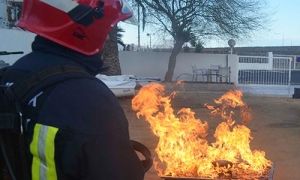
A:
[{"left": 238, "top": 55, "right": 292, "bottom": 86}]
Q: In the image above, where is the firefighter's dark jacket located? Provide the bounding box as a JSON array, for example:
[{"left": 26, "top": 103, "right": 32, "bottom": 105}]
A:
[{"left": 1, "top": 36, "right": 145, "bottom": 180}]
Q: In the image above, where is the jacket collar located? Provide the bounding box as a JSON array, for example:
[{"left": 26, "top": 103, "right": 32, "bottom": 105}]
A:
[{"left": 31, "top": 36, "right": 104, "bottom": 75}]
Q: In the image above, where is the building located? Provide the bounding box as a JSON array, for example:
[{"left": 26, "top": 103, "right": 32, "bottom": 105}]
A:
[{"left": 0, "top": 0, "right": 23, "bottom": 29}]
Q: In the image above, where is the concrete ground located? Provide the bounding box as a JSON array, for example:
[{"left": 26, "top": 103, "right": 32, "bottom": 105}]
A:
[{"left": 119, "top": 83, "right": 300, "bottom": 180}]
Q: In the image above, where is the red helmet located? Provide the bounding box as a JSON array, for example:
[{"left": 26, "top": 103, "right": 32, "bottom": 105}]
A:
[{"left": 18, "top": 0, "right": 133, "bottom": 55}]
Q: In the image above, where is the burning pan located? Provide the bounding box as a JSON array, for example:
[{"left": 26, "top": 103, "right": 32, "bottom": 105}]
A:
[{"left": 160, "top": 164, "right": 275, "bottom": 180}]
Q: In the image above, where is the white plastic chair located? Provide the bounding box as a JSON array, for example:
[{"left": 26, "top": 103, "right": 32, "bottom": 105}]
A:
[
  {"left": 192, "top": 65, "right": 208, "bottom": 82},
  {"left": 217, "top": 66, "right": 231, "bottom": 83}
]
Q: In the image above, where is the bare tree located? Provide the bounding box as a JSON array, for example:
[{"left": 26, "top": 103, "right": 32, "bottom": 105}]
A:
[{"left": 134, "top": 0, "right": 266, "bottom": 81}]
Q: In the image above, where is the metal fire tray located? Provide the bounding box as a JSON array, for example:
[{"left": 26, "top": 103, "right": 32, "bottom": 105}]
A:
[
  {"left": 160, "top": 164, "right": 275, "bottom": 180},
  {"left": 161, "top": 177, "right": 211, "bottom": 180}
]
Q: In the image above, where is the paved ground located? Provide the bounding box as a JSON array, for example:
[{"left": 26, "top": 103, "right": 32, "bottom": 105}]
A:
[{"left": 119, "top": 83, "right": 300, "bottom": 180}]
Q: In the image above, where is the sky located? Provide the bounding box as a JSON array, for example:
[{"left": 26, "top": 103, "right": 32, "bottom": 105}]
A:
[{"left": 119, "top": 0, "right": 300, "bottom": 48}]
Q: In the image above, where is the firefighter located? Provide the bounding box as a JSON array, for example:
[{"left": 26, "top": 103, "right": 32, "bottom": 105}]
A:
[{"left": 1, "top": 0, "right": 146, "bottom": 179}]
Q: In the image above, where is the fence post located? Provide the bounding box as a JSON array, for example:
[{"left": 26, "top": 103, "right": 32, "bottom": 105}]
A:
[
  {"left": 228, "top": 54, "right": 239, "bottom": 85},
  {"left": 288, "top": 57, "right": 292, "bottom": 86},
  {"left": 268, "top": 52, "right": 273, "bottom": 69},
  {"left": 288, "top": 57, "right": 293, "bottom": 97}
]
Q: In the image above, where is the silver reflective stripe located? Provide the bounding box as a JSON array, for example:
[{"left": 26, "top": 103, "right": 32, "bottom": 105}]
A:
[
  {"left": 38, "top": 126, "right": 48, "bottom": 180},
  {"left": 41, "top": 0, "right": 78, "bottom": 12},
  {"left": 28, "top": 91, "right": 44, "bottom": 107}
]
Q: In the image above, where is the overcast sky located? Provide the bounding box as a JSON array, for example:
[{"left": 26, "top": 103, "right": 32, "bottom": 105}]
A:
[{"left": 119, "top": 0, "right": 300, "bottom": 48}]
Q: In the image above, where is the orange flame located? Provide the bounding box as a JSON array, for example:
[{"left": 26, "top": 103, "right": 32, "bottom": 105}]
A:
[{"left": 132, "top": 83, "right": 272, "bottom": 179}]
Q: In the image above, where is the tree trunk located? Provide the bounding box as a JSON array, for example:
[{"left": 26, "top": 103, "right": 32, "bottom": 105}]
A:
[
  {"left": 102, "top": 26, "right": 122, "bottom": 75},
  {"left": 164, "top": 40, "right": 184, "bottom": 82}
]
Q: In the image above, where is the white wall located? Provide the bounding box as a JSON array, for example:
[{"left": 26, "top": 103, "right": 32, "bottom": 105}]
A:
[
  {"left": 120, "top": 51, "right": 239, "bottom": 84},
  {"left": 0, "top": 29, "right": 240, "bottom": 84},
  {"left": 0, "top": 28, "right": 34, "bottom": 64},
  {"left": 119, "top": 51, "right": 170, "bottom": 79},
  {"left": 174, "top": 53, "right": 227, "bottom": 80}
]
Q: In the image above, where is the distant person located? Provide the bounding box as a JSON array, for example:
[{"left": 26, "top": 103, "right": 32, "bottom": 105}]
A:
[{"left": 126, "top": 44, "right": 131, "bottom": 51}]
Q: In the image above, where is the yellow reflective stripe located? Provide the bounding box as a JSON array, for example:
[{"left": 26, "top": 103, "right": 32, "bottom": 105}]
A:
[
  {"left": 45, "top": 126, "right": 58, "bottom": 180},
  {"left": 30, "top": 124, "right": 58, "bottom": 180},
  {"left": 30, "top": 124, "right": 41, "bottom": 180}
]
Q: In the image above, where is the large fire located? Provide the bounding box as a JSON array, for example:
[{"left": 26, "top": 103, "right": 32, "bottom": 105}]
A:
[{"left": 132, "top": 83, "right": 272, "bottom": 179}]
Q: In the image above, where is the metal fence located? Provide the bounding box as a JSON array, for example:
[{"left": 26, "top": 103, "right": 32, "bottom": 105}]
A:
[{"left": 238, "top": 56, "right": 292, "bottom": 86}]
